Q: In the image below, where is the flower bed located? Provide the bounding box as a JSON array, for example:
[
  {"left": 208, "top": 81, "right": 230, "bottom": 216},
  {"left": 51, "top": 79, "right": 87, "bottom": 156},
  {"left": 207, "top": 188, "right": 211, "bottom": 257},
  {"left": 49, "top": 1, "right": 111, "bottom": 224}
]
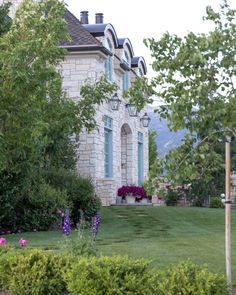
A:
[{"left": 117, "top": 186, "right": 148, "bottom": 203}]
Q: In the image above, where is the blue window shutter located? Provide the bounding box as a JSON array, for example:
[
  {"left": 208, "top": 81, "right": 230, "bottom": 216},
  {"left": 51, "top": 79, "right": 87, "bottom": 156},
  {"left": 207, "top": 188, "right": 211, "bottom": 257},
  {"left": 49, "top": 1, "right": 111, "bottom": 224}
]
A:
[
  {"left": 104, "top": 116, "right": 113, "bottom": 177},
  {"left": 123, "top": 72, "right": 129, "bottom": 91},
  {"left": 109, "top": 57, "right": 113, "bottom": 81},
  {"left": 138, "top": 132, "right": 144, "bottom": 185},
  {"left": 105, "top": 57, "right": 112, "bottom": 82}
]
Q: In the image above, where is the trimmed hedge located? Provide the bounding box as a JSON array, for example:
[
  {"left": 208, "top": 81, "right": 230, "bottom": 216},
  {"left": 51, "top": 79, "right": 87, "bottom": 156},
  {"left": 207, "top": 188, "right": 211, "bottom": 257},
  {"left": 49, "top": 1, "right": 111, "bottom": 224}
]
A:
[
  {"left": 156, "top": 261, "right": 229, "bottom": 295},
  {"left": 0, "top": 249, "right": 229, "bottom": 295},
  {"left": 0, "top": 249, "right": 70, "bottom": 295},
  {"left": 64, "top": 255, "right": 157, "bottom": 295}
]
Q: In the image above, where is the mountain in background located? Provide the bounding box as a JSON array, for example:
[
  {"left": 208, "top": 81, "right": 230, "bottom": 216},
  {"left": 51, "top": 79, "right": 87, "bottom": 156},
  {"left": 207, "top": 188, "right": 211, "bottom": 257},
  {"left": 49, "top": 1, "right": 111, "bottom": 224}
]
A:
[{"left": 148, "top": 108, "right": 187, "bottom": 158}]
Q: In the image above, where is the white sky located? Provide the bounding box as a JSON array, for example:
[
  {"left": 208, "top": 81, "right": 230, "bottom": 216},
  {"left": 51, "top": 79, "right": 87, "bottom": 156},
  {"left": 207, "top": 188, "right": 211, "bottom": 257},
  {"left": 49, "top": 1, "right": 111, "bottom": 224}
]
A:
[{"left": 65, "top": 0, "right": 236, "bottom": 79}]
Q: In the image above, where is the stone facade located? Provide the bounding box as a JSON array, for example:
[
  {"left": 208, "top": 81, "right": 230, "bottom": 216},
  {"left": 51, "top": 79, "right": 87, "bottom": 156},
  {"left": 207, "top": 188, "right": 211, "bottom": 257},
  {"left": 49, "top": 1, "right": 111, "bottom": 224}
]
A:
[{"left": 5, "top": 1, "right": 149, "bottom": 206}]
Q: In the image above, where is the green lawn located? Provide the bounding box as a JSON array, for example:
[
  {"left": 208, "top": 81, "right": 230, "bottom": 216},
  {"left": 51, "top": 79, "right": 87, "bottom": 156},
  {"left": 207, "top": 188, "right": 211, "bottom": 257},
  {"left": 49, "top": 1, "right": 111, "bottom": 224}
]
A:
[{"left": 3, "top": 206, "right": 236, "bottom": 281}]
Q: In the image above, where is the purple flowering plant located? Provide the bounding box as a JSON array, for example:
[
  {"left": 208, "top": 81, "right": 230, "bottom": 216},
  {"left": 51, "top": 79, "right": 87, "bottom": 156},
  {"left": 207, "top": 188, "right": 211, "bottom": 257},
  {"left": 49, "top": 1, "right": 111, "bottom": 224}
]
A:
[
  {"left": 117, "top": 186, "right": 147, "bottom": 199},
  {"left": 63, "top": 209, "right": 71, "bottom": 236},
  {"left": 91, "top": 212, "right": 101, "bottom": 237}
]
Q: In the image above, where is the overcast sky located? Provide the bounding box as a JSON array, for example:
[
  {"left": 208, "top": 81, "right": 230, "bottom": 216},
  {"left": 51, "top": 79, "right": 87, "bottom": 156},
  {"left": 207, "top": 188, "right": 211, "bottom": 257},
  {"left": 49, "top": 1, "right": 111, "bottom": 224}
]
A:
[{"left": 65, "top": 0, "right": 236, "bottom": 79}]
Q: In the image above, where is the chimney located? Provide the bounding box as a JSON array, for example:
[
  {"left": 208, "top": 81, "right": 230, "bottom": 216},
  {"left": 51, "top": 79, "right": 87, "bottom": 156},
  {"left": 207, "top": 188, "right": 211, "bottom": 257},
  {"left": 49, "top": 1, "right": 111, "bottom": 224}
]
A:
[
  {"left": 80, "top": 11, "right": 89, "bottom": 24},
  {"left": 95, "top": 13, "right": 104, "bottom": 24}
]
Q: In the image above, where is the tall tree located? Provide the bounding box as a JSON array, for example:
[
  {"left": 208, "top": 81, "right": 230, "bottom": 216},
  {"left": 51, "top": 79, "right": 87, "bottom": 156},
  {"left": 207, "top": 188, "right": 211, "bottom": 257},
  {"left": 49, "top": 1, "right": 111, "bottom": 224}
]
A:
[
  {"left": 143, "top": 0, "right": 236, "bottom": 187},
  {"left": 0, "top": 1, "right": 11, "bottom": 37},
  {"left": 0, "top": 0, "right": 117, "bottom": 230}
]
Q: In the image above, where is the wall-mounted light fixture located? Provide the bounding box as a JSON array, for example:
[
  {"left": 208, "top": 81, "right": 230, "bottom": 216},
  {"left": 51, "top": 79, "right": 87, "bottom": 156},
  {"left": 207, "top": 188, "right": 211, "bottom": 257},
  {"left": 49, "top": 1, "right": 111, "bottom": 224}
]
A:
[
  {"left": 109, "top": 93, "right": 121, "bottom": 111},
  {"left": 140, "top": 112, "right": 151, "bottom": 127},
  {"left": 126, "top": 103, "right": 138, "bottom": 117}
]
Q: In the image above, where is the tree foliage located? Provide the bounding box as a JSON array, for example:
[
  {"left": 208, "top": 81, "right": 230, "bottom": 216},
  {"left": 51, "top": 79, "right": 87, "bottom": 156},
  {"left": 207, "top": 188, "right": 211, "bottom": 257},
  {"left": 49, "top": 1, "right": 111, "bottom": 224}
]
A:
[
  {"left": 0, "top": 0, "right": 117, "bottom": 230},
  {"left": 143, "top": 0, "right": 236, "bottom": 191},
  {"left": 0, "top": 1, "right": 11, "bottom": 37},
  {"left": 148, "top": 130, "right": 158, "bottom": 171}
]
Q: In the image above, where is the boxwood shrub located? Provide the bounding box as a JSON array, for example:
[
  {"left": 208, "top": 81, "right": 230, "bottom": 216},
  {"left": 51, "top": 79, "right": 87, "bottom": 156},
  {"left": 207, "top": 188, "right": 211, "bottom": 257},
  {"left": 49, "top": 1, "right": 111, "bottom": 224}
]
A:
[
  {"left": 0, "top": 250, "right": 229, "bottom": 295},
  {"left": 63, "top": 255, "right": 157, "bottom": 295},
  {"left": 156, "top": 261, "right": 229, "bottom": 295},
  {"left": 0, "top": 249, "right": 70, "bottom": 295}
]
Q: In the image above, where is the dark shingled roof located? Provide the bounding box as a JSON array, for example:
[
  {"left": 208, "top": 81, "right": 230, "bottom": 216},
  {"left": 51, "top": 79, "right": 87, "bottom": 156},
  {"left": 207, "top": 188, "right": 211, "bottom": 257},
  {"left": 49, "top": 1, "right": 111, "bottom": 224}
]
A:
[
  {"left": 83, "top": 24, "right": 119, "bottom": 48},
  {"left": 131, "top": 56, "right": 140, "bottom": 66},
  {"left": 131, "top": 56, "right": 147, "bottom": 75},
  {"left": 117, "top": 38, "right": 134, "bottom": 57},
  {"left": 117, "top": 38, "right": 126, "bottom": 48},
  {"left": 60, "top": 9, "right": 102, "bottom": 47}
]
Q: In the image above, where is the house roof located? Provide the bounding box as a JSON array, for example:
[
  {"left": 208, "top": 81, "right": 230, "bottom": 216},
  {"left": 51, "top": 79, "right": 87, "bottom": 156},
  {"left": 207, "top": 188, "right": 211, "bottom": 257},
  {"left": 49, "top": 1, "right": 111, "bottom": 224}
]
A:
[
  {"left": 60, "top": 9, "right": 147, "bottom": 74},
  {"left": 83, "top": 23, "right": 119, "bottom": 48},
  {"left": 131, "top": 56, "right": 147, "bottom": 75},
  {"left": 60, "top": 9, "right": 104, "bottom": 50},
  {"left": 118, "top": 38, "right": 134, "bottom": 58}
]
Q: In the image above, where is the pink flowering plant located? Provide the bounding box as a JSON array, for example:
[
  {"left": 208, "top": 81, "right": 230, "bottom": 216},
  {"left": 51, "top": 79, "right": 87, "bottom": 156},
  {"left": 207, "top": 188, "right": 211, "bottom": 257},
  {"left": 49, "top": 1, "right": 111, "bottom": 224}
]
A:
[
  {"left": 0, "top": 237, "right": 7, "bottom": 246},
  {"left": 117, "top": 186, "right": 147, "bottom": 199},
  {"left": 19, "top": 238, "right": 29, "bottom": 247}
]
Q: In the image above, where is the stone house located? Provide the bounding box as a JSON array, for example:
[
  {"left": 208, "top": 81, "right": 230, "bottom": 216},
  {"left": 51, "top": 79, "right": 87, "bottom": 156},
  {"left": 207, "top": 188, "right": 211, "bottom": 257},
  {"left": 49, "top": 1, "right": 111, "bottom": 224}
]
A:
[{"left": 5, "top": 1, "right": 150, "bottom": 205}]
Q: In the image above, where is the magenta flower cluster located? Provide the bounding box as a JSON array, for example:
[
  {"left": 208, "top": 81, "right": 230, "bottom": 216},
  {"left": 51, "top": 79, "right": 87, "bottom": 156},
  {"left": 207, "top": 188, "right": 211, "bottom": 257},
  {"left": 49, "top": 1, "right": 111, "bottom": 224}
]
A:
[
  {"left": 117, "top": 186, "right": 147, "bottom": 199},
  {"left": 0, "top": 237, "right": 29, "bottom": 247},
  {"left": 0, "top": 237, "right": 7, "bottom": 246},
  {"left": 19, "top": 238, "right": 29, "bottom": 247}
]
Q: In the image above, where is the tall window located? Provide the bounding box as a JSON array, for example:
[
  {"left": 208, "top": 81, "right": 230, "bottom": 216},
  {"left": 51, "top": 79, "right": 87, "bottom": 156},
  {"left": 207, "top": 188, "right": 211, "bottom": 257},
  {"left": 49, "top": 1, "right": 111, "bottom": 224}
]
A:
[
  {"left": 123, "top": 72, "right": 129, "bottom": 91},
  {"left": 105, "top": 38, "right": 113, "bottom": 81},
  {"left": 104, "top": 116, "right": 113, "bottom": 177},
  {"left": 138, "top": 68, "right": 143, "bottom": 77},
  {"left": 138, "top": 132, "right": 144, "bottom": 185},
  {"left": 122, "top": 51, "right": 130, "bottom": 91}
]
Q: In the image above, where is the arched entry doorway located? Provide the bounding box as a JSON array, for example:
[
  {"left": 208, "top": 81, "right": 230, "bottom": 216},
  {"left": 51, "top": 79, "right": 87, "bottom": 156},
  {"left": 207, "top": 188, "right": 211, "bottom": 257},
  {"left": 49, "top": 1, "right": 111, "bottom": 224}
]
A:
[{"left": 121, "top": 124, "right": 133, "bottom": 185}]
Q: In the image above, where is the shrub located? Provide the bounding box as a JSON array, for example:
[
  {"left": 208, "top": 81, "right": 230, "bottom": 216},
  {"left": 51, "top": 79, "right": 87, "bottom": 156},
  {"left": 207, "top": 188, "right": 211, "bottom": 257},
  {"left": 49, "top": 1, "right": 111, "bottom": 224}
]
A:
[
  {"left": 165, "top": 189, "right": 180, "bottom": 206},
  {"left": 0, "top": 251, "right": 229, "bottom": 295},
  {"left": 0, "top": 177, "right": 66, "bottom": 232},
  {"left": 0, "top": 249, "right": 70, "bottom": 295},
  {"left": 45, "top": 168, "right": 101, "bottom": 225},
  {"left": 64, "top": 255, "right": 157, "bottom": 295},
  {"left": 210, "top": 197, "right": 224, "bottom": 208},
  {"left": 0, "top": 246, "right": 12, "bottom": 290},
  {"left": 156, "top": 261, "right": 229, "bottom": 295},
  {"left": 21, "top": 182, "right": 67, "bottom": 231}
]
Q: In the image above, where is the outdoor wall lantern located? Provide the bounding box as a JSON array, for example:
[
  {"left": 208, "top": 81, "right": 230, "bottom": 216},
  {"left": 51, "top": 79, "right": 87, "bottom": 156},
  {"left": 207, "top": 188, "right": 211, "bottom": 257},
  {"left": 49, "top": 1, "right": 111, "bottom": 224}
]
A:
[
  {"left": 126, "top": 103, "right": 138, "bottom": 117},
  {"left": 109, "top": 93, "right": 121, "bottom": 111},
  {"left": 140, "top": 112, "right": 151, "bottom": 127}
]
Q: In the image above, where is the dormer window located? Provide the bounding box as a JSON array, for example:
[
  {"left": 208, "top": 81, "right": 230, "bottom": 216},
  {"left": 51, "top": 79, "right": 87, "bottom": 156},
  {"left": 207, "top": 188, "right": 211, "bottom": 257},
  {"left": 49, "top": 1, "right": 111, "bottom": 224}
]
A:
[
  {"left": 105, "top": 38, "right": 113, "bottom": 81},
  {"left": 138, "top": 68, "right": 144, "bottom": 77},
  {"left": 123, "top": 51, "right": 130, "bottom": 66}
]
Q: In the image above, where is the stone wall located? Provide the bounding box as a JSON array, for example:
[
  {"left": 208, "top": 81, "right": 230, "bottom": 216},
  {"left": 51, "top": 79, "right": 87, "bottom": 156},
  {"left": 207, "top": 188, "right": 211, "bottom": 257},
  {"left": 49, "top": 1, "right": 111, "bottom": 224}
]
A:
[{"left": 61, "top": 51, "right": 149, "bottom": 205}]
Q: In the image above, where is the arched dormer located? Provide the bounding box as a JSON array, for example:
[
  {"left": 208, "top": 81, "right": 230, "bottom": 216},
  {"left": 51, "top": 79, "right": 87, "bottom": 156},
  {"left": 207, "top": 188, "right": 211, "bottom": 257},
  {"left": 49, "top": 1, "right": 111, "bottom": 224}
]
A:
[
  {"left": 118, "top": 38, "right": 134, "bottom": 61},
  {"left": 83, "top": 23, "right": 118, "bottom": 49},
  {"left": 131, "top": 56, "right": 147, "bottom": 76},
  {"left": 83, "top": 23, "right": 118, "bottom": 82}
]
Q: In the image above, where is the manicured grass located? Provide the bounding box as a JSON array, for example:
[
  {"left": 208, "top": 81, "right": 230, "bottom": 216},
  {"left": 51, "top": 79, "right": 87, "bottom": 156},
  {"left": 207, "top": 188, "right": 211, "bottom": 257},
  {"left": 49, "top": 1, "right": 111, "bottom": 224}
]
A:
[{"left": 3, "top": 206, "right": 236, "bottom": 281}]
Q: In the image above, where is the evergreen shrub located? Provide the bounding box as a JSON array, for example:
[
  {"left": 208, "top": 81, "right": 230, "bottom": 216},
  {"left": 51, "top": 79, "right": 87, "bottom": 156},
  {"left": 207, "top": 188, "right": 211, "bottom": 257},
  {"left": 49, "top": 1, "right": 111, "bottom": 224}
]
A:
[
  {"left": 156, "top": 261, "right": 229, "bottom": 295},
  {"left": 210, "top": 197, "right": 224, "bottom": 208},
  {"left": 64, "top": 255, "right": 157, "bottom": 295},
  {"left": 45, "top": 168, "right": 101, "bottom": 225},
  {"left": 0, "top": 249, "right": 70, "bottom": 295}
]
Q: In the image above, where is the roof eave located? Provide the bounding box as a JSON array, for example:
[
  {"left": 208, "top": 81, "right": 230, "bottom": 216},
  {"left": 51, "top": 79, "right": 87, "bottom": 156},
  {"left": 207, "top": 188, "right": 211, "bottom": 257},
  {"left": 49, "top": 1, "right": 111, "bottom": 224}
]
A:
[{"left": 60, "top": 45, "right": 111, "bottom": 55}]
